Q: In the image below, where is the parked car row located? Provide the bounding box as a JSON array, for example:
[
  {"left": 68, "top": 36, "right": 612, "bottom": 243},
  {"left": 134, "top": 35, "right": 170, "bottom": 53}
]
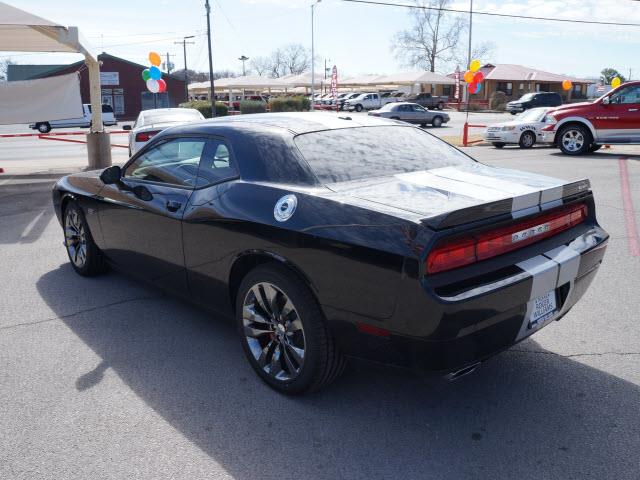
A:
[{"left": 311, "top": 91, "right": 449, "bottom": 111}]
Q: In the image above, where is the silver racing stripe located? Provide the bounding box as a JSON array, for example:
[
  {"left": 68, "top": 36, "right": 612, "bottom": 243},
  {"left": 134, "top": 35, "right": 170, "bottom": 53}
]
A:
[{"left": 544, "top": 245, "right": 580, "bottom": 287}]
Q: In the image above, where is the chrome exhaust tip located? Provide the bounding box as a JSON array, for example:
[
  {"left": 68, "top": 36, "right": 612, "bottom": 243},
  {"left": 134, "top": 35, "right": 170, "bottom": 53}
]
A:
[{"left": 444, "top": 362, "right": 481, "bottom": 382}]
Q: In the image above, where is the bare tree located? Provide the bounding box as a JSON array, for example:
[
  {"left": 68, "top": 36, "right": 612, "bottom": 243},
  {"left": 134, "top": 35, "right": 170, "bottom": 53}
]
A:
[
  {"left": 391, "top": 0, "right": 466, "bottom": 73},
  {"left": 453, "top": 41, "right": 496, "bottom": 71},
  {"left": 249, "top": 56, "right": 271, "bottom": 76},
  {"left": 280, "top": 44, "right": 311, "bottom": 76}
]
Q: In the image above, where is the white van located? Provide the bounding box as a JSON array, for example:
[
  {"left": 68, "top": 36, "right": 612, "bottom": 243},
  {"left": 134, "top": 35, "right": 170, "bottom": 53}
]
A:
[{"left": 30, "top": 104, "right": 117, "bottom": 133}]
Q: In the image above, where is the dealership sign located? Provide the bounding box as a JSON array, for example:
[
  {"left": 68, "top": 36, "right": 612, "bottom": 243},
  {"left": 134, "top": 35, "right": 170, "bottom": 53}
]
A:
[{"left": 331, "top": 66, "right": 338, "bottom": 111}]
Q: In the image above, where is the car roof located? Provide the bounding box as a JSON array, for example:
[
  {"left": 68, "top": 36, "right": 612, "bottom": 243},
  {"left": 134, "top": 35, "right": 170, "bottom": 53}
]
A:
[{"left": 161, "top": 112, "right": 396, "bottom": 136}]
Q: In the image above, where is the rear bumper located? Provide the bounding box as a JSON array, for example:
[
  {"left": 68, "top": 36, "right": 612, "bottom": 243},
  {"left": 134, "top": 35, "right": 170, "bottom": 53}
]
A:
[{"left": 330, "top": 224, "right": 608, "bottom": 374}]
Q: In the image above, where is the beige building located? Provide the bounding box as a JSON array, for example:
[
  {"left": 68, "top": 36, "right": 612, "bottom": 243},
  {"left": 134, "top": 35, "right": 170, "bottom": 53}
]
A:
[{"left": 466, "top": 64, "right": 593, "bottom": 103}]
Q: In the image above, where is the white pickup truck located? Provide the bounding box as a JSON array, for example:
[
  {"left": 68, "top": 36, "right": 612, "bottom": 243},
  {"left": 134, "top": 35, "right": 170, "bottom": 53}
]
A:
[
  {"left": 345, "top": 93, "right": 383, "bottom": 112},
  {"left": 30, "top": 104, "right": 117, "bottom": 133}
]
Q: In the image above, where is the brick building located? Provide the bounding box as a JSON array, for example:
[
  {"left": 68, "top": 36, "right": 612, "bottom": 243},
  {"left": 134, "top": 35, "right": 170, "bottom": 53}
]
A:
[{"left": 8, "top": 53, "right": 187, "bottom": 121}]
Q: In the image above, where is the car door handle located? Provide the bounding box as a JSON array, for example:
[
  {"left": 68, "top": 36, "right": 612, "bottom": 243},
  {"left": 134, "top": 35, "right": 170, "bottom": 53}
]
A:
[{"left": 165, "top": 200, "right": 182, "bottom": 212}]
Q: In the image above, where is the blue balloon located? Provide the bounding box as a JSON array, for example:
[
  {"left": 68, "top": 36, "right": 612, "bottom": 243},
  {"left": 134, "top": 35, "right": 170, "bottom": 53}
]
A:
[{"left": 149, "top": 66, "right": 162, "bottom": 80}]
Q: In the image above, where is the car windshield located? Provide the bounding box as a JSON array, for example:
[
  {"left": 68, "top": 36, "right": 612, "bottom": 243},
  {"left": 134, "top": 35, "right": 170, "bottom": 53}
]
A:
[
  {"left": 142, "top": 110, "right": 202, "bottom": 125},
  {"left": 517, "top": 108, "right": 548, "bottom": 122},
  {"left": 519, "top": 93, "right": 535, "bottom": 101},
  {"left": 294, "top": 126, "right": 473, "bottom": 184}
]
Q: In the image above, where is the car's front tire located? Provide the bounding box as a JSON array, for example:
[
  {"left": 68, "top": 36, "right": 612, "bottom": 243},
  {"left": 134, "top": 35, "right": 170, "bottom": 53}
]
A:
[
  {"left": 432, "top": 116, "right": 443, "bottom": 127},
  {"left": 63, "top": 200, "right": 107, "bottom": 276},
  {"left": 558, "top": 124, "right": 591, "bottom": 155},
  {"left": 355, "top": 104, "right": 363, "bottom": 112},
  {"left": 519, "top": 131, "right": 536, "bottom": 148},
  {"left": 236, "top": 264, "right": 345, "bottom": 395},
  {"left": 492, "top": 142, "right": 506, "bottom": 148}
]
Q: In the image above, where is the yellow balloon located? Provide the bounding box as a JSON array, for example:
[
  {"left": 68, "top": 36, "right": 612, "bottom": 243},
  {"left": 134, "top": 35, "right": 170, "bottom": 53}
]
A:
[
  {"left": 469, "top": 59, "right": 481, "bottom": 72},
  {"left": 611, "top": 77, "right": 621, "bottom": 88},
  {"left": 149, "top": 51, "right": 161, "bottom": 67}
]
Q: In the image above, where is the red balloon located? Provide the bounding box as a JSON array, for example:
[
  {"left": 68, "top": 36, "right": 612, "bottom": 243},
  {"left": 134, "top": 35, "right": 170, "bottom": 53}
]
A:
[
  {"left": 157, "top": 79, "right": 167, "bottom": 93},
  {"left": 473, "top": 71, "right": 484, "bottom": 83},
  {"left": 468, "top": 82, "right": 479, "bottom": 94}
]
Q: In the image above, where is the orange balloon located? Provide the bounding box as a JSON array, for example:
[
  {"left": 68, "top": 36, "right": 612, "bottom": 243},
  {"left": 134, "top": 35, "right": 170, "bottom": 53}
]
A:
[
  {"left": 149, "top": 51, "right": 161, "bottom": 67},
  {"left": 562, "top": 79, "right": 572, "bottom": 91},
  {"left": 463, "top": 70, "right": 474, "bottom": 83}
]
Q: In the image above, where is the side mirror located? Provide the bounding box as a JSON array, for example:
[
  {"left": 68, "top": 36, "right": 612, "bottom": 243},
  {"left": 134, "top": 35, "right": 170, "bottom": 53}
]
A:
[
  {"left": 602, "top": 96, "right": 610, "bottom": 105},
  {"left": 100, "top": 165, "right": 122, "bottom": 185},
  {"left": 122, "top": 124, "right": 132, "bottom": 131}
]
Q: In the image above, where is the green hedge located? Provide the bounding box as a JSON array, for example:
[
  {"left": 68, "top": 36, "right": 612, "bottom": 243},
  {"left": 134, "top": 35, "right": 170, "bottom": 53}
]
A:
[
  {"left": 179, "top": 100, "right": 228, "bottom": 118},
  {"left": 269, "top": 96, "right": 310, "bottom": 112},
  {"left": 240, "top": 100, "right": 267, "bottom": 114}
]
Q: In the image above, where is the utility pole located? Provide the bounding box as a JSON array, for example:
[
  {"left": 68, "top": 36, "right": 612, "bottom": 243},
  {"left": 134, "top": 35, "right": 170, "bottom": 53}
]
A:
[
  {"left": 310, "top": 0, "right": 322, "bottom": 111},
  {"left": 163, "top": 52, "right": 175, "bottom": 74},
  {"left": 174, "top": 36, "right": 195, "bottom": 102},
  {"left": 205, "top": 0, "right": 216, "bottom": 116},
  {"left": 238, "top": 55, "right": 249, "bottom": 76}
]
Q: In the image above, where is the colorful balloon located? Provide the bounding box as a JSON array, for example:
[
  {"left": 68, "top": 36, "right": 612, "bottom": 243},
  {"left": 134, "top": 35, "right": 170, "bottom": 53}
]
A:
[
  {"left": 468, "top": 82, "right": 479, "bottom": 94},
  {"left": 473, "top": 71, "right": 484, "bottom": 83},
  {"left": 463, "top": 70, "right": 474, "bottom": 83},
  {"left": 611, "top": 77, "right": 621, "bottom": 88},
  {"left": 157, "top": 79, "right": 167, "bottom": 93},
  {"left": 149, "top": 66, "right": 162, "bottom": 80},
  {"left": 562, "top": 80, "right": 572, "bottom": 91},
  {"left": 149, "top": 51, "right": 161, "bottom": 67},
  {"left": 470, "top": 59, "right": 481, "bottom": 72},
  {"left": 141, "top": 69, "right": 151, "bottom": 81},
  {"left": 146, "top": 78, "right": 160, "bottom": 93}
]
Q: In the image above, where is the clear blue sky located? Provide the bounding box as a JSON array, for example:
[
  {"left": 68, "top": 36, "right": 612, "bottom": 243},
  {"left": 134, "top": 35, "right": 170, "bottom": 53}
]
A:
[{"left": 3, "top": 0, "right": 640, "bottom": 79}]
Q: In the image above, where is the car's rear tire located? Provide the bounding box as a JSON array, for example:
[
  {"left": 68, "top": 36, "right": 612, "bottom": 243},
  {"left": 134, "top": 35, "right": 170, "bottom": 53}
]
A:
[
  {"left": 236, "top": 263, "right": 346, "bottom": 395},
  {"left": 437, "top": 102, "right": 444, "bottom": 110},
  {"left": 63, "top": 200, "right": 108, "bottom": 276},
  {"left": 355, "top": 104, "right": 363, "bottom": 112},
  {"left": 36, "top": 122, "right": 51, "bottom": 133},
  {"left": 492, "top": 142, "right": 506, "bottom": 148},
  {"left": 390, "top": 116, "right": 400, "bottom": 121},
  {"left": 432, "top": 116, "right": 443, "bottom": 127},
  {"left": 558, "top": 124, "right": 591, "bottom": 155},
  {"left": 589, "top": 144, "right": 602, "bottom": 153},
  {"left": 519, "top": 130, "right": 536, "bottom": 148}
]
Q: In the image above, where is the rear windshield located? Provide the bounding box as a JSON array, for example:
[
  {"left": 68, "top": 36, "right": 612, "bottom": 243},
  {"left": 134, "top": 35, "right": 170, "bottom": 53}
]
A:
[
  {"left": 294, "top": 126, "right": 473, "bottom": 184},
  {"left": 143, "top": 110, "right": 203, "bottom": 124}
]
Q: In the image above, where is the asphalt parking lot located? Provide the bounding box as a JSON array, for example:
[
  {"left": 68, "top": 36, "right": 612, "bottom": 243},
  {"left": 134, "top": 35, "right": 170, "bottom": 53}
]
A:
[{"left": 1, "top": 118, "right": 639, "bottom": 479}]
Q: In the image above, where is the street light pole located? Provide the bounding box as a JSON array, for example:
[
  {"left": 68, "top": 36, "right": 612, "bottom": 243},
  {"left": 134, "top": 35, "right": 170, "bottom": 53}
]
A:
[
  {"left": 310, "top": 0, "right": 321, "bottom": 111},
  {"left": 174, "top": 36, "right": 195, "bottom": 102},
  {"left": 205, "top": 0, "right": 216, "bottom": 116},
  {"left": 238, "top": 55, "right": 249, "bottom": 76}
]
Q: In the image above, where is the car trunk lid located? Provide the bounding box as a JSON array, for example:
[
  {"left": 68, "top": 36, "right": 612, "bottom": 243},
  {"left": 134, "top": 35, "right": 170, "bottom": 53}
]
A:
[{"left": 326, "top": 163, "right": 590, "bottom": 230}]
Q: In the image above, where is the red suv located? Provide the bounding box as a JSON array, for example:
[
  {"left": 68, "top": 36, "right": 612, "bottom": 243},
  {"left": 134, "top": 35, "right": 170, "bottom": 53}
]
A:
[{"left": 541, "top": 81, "right": 640, "bottom": 155}]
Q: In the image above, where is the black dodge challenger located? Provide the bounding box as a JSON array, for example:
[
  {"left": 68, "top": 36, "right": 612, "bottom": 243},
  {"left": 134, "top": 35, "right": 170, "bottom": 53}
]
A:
[{"left": 53, "top": 113, "right": 608, "bottom": 394}]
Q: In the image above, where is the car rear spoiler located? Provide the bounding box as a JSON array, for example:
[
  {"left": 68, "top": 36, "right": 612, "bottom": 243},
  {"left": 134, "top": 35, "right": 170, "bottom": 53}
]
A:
[{"left": 420, "top": 179, "right": 591, "bottom": 230}]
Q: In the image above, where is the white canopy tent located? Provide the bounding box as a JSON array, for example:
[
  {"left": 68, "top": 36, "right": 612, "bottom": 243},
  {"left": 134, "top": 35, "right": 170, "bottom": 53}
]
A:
[
  {"left": 0, "top": 1, "right": 110, "bottom": 167},
  {"left": 372, "top": 71, "right": 456, "bottom": 86}
]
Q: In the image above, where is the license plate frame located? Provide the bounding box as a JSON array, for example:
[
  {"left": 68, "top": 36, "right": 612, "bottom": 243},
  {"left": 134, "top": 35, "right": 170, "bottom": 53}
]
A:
[{"left": 528, "top": 290, "right": 558, "bottom": 329}]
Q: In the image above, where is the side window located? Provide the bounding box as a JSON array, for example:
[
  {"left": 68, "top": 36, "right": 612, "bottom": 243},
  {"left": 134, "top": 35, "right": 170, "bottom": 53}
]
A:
[
  {"left": 195, "top": 139, "right": 238, "bottom": 187},
  {"left": 125, "top": 138, "right": 206, "bottom": 187},
  {"left": 610, "top": 86, "right": 640, "bottom": 105}
]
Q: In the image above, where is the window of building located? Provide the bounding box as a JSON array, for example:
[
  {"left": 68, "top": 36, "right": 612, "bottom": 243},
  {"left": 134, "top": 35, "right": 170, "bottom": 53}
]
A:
[{"left": 497, "top": 82, "right": 513, "bottom": 96}]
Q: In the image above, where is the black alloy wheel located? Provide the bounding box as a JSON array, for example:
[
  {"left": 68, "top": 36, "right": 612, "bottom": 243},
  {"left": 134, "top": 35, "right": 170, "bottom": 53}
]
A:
[{"left": 236, "top": 264, "right": 345, "bottom": 394}]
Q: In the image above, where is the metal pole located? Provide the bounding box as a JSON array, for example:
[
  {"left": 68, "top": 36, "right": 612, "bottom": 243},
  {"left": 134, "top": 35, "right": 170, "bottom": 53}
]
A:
[
  {"left": 310, "top": 3, "right": 316, "bottom": 111},
  {"left": 465, "top": 0, "right": 473, "bottom": 122},
  {"left": 205, "top": 0, "right": 216, "bottom": 116},
  {"left": 175, "top": 36, "right": 195, "bottom": 103},
  {"left": 239, "top": 55, "right": 249, "bottom": 76}
]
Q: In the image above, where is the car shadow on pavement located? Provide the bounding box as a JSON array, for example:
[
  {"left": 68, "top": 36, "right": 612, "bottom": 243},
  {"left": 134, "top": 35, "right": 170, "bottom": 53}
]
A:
[
  {"left": 0, "top": 175, "right": 61, "bottom": 245},
  {"left": 37, "top": 264, "right": 640, "bottom": 479}
]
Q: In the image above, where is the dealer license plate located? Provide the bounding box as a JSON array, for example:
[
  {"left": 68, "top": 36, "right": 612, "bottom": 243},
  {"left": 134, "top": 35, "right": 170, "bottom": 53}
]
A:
[{"left": 529, "top": 291, "right": 557, "bottom": 328}]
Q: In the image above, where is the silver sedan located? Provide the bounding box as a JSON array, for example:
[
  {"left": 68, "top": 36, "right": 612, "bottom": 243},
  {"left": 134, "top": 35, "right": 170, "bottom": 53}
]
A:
[{"left": 368, "top": 102, "right": 450, "bottom": 127}]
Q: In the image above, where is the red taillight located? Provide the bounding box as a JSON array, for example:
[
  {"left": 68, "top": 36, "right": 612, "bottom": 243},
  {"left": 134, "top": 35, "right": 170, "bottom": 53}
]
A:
[
  {"left": 135, "top": 130, "right": 160, "bottom": 142},
  {"left": 426, "top": 203, "right": 588, "bottom": 274}
]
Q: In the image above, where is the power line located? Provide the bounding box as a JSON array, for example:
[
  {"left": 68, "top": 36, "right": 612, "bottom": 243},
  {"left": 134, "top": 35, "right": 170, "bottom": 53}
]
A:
[{"left": 341, "top": 0, "right": 640, "bottom": 27}]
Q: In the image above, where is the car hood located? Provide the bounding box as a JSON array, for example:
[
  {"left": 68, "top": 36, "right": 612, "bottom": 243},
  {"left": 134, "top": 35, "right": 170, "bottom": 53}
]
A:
[
  {"left": 326, "top": 163, "right": 589, "bottom": 229},
  {"left": 547, "top": 101, "right": 593, "bottom": 114}
]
